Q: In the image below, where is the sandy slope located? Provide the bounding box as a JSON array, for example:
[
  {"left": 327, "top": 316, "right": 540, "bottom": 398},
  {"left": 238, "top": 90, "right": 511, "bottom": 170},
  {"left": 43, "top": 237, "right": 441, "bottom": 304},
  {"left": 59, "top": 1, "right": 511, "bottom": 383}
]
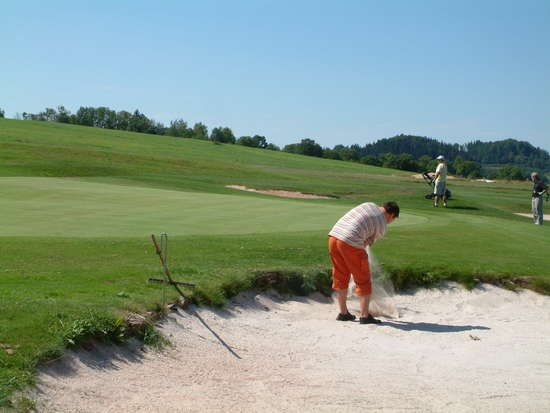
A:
[{"left": 31, "top": 282, "right": 550, "bottom": 413}]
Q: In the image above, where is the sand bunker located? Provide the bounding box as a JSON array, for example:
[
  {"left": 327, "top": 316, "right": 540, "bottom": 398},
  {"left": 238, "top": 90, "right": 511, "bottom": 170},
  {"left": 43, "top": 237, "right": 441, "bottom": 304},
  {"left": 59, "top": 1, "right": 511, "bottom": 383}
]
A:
[
  {"left": 515, "top": 212, "right": 549, "bottom": 221},
  {"left": 32, "top": 282, "right": 550, "bottom": 413},
  {"left": 226, "top": 185, "right": 332, "bottom": 199},
  {"left": 412, "top": 174, "right": 455, "bottom": 180}
]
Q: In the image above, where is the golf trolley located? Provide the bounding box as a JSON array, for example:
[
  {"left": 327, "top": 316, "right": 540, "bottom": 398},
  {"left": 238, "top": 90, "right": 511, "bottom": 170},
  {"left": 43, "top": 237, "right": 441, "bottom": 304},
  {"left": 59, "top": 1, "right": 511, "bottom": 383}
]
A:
[{"left": 421, "top": 172, "right": 451, "bottom": 200}]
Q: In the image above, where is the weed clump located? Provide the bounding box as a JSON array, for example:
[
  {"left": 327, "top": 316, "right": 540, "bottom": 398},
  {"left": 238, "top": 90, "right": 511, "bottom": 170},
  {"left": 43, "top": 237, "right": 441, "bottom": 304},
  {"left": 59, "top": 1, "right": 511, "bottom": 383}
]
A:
[{"left": 253, "top": 268, "right": 333, "bottom": 297}]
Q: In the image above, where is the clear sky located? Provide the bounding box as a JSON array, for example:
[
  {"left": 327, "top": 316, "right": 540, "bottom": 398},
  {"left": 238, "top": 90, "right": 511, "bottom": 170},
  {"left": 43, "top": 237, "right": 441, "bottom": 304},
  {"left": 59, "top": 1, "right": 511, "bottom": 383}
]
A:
[{"left": 1, "top": 0, "right": 549, "bottom": 152}]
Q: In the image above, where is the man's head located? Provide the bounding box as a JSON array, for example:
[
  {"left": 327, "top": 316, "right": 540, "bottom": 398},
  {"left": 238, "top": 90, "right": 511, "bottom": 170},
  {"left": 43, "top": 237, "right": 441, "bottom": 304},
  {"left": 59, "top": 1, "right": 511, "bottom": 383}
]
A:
[
  {"left": 436, "top": 155, "right": 445, "bottom": 162},
  {"left": 382, "top": 201, "right": 399, "bottom": 223},
  {"left": 531, "top": 172, "right": 540, "bottom": 182}
]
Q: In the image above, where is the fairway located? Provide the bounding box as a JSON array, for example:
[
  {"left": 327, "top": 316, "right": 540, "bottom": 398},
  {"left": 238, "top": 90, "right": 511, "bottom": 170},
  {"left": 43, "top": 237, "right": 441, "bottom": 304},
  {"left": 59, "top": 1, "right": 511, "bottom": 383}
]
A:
[{"left": 0, "top": 177, "right": 416, "bottom": 237}]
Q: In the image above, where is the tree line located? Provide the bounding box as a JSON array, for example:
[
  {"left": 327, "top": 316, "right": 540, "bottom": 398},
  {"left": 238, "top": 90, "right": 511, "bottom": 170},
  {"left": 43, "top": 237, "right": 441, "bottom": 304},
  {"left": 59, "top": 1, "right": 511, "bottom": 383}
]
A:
[
  {"left": 282, "top": 135, "right": 549, "bottom": 180},
  {"left": 15, "top": 106, "right": 280, "bottom": 150},
  {"left": 4, "top": 106, "right": 548, "bottom": 181},
  {"left": 354, "top": 134, "right": 550, "bottom": 172}
]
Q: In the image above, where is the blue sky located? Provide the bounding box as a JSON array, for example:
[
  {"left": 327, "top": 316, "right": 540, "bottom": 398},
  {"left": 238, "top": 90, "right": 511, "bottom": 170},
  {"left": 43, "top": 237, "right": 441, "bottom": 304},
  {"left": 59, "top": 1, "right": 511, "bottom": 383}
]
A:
[{"left": 1, "top": 0, "right": 549, "bottom": 152}]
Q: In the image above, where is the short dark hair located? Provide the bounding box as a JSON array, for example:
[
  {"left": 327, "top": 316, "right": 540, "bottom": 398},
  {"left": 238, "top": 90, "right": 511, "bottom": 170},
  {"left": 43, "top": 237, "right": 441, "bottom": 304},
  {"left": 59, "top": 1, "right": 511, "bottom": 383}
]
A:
[{"left": 383, "top": 201, "right": 399, "bottom": 218}]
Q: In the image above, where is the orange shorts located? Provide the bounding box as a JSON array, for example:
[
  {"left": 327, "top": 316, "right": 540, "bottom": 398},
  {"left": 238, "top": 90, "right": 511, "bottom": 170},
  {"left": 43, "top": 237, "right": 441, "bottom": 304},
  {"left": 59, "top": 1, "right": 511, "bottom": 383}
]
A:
[{"left": 328, "top": 236, "right": 372, "bottom": 296}]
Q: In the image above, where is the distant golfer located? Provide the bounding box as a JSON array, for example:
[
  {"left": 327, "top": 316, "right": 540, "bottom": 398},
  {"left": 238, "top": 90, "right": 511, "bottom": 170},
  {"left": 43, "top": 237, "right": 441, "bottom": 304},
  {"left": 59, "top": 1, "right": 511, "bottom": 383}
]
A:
[
  {"left": 328, "top": 201, "right": 399, "bottom": 324},
  {"left": 531, "top": 172, "right": 548, "bottom": 225},
  {"left": 433, "top": 155, "right": 448, "bottom": 207}
]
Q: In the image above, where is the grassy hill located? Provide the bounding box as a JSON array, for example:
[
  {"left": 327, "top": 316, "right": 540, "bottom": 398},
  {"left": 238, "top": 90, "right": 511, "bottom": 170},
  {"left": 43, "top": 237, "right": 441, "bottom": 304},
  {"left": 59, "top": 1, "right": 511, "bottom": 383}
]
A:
[{"left": 1, "top": 118, "right": 549, "bottom": 410}]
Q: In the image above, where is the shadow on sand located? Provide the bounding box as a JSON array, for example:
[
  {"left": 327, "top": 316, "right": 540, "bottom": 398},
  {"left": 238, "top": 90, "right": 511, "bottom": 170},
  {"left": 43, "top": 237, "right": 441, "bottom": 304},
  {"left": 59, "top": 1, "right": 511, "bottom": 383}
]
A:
[
  {"left": 194, "top": 311, "right": 242, "bottom": 359},
  {"left": 382, "top": 320, "right": 490, "bottom": 333}
]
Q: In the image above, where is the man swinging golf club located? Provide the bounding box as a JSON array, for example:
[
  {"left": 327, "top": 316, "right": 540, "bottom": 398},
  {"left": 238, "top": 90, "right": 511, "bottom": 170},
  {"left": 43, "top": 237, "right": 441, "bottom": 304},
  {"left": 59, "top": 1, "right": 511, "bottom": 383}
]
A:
[{"left": 328, "top": 201, "right": 399, "bottom": 324}]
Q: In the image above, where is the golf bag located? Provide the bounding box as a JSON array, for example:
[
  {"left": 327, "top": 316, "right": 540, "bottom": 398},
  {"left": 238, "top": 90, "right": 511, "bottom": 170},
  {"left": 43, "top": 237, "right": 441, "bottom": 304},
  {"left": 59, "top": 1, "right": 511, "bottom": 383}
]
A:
[{"left": 421, "top": 172, "right": 451, "bottom": 200}]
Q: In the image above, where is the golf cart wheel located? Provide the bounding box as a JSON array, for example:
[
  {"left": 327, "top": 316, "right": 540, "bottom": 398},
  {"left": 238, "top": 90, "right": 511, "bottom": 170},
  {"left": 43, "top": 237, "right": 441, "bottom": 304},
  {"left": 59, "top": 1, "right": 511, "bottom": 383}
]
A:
[{"left": 425, "top": 194, "right": 433, "bottom": 199}]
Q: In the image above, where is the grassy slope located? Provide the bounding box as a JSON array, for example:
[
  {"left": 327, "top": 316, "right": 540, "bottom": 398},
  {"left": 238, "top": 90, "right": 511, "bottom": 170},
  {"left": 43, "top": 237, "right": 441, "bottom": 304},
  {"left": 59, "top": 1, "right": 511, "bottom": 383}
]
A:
[{"left": 1, "top": 118, "right": 549, "bottom": 409}]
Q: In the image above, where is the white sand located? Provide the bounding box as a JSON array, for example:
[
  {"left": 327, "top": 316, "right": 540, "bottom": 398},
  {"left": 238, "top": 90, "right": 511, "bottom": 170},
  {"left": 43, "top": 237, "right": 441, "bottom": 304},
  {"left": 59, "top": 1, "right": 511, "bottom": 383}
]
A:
[
  {"left": 32, "top": 282, "right": 550, "bottom": 413},
  {"left": 515, "top": 212, "right": 549, "bottom": 221}
]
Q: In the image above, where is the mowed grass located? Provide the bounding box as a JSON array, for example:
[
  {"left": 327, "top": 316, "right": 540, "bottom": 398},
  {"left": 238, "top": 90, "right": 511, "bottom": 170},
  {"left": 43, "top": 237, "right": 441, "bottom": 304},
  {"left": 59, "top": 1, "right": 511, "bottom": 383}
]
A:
[
  {"left": 1, "top": 177, "right": 354, "bottom": 237},
  {"left": 1, "top": 118, "right": 549, "bottom": 410}
]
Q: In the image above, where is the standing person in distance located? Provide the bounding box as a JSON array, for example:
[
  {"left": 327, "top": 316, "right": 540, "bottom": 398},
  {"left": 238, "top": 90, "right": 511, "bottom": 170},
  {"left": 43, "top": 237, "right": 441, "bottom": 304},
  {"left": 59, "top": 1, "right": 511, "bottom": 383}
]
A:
[
  {"left": 531, "top": 172, "right": 548, "bottom": 225},
  {"left": 433, "top": 155, "right": 448, "bottom": 207},
  {"left": 328, "top": 201, "right": 399, "bottom": 324}
]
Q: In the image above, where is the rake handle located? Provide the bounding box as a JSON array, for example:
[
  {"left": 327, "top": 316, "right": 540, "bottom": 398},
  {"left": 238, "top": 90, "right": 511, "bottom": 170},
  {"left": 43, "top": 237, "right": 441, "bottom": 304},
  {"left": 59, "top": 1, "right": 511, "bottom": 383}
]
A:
[
  {"left": 151, "top": 234, "right": 191, "bottom": 300},
  {"left": 151, "top": 234, "right": 174, "bottom": 283}
]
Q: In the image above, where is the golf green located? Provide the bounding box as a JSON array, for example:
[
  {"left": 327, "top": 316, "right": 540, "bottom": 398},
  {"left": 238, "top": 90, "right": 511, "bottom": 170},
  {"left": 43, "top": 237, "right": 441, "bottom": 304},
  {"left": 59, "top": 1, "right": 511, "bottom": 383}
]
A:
[{"left": 0, "top": 177, "right": 424, "bottom": 238}]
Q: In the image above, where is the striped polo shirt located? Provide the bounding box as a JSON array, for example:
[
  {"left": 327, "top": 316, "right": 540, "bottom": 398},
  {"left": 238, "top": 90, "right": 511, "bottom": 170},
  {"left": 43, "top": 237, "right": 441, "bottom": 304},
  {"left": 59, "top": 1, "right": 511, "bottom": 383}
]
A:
[{"left": 329, "top": 202, "right": 387, "bottom": 249}]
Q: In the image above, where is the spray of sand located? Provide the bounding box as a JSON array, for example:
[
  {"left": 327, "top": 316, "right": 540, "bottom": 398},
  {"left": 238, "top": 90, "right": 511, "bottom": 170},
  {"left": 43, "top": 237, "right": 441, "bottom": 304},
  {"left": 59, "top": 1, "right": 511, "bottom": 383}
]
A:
[{"left": 348, "top": 246, "right": 399, "bottom": 318}]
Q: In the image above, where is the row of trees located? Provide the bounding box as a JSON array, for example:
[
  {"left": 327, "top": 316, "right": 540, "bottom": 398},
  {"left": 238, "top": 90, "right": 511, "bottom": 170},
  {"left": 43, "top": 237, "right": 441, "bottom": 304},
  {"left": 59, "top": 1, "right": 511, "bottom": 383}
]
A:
[
  {"left": 301, "top": 144, "right": 534, "bottom": 181},
  {"left": 17, "top": 106, "right": 280, "bottom": 150},
  {"left": 281, "top": 136, "right": 548, "bottom": 180},
  {"left": 352, "top": 134, "right": 550, "bottom": 173},
  {"left": 280, "top": 139, "right": 482, "bottom": 178}
]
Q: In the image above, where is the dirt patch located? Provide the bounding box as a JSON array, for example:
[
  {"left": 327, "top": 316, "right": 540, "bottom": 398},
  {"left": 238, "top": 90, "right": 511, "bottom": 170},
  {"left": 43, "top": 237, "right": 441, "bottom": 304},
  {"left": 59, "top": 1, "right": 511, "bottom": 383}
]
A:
[{"left": 226, "top": 185, "right": 332, "bottom": 199}]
